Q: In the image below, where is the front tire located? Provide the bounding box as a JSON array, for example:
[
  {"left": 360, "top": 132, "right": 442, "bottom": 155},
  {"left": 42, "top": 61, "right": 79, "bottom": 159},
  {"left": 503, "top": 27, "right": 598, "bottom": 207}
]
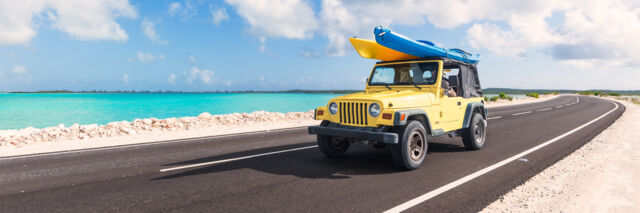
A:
[
  {"left": 390, "top": 120, "right": 428, "bottom": 170},
  {"left": 462, "top": 112, "right": 486, "bottom": 150},
  {"left": 317, "top": 135, "right": 350, "bottom": 157}
]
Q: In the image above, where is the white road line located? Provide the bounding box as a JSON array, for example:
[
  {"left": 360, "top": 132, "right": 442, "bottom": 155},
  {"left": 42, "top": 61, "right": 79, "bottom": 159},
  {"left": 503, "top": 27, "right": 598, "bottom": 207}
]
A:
[
  {"left": 512, "top": 111, "right": 533, "bottom": 116},
  {"left": 0, "top": 126, "right": 310, "bottom": 161},
  {"left": 537, "top": 108, "right": 552, "bottom": 112},
  {"left": 384, "top": 99, "right": 619, "bottom": 213},
  {"left": 556, "top": 106, "right": 563, "bottom": 108},
  {"left": 159, "top": 145, "right": 318, "bottom": 172},
  {"left": 565, "top": 104, "right": 571, "bottom": 106},
  {"left": 487, "top": 116, "right": 502, "bottom": 120}
]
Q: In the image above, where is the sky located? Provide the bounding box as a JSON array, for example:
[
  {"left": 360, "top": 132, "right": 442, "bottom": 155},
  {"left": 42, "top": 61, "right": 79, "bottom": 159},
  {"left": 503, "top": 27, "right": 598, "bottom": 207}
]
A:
[{"left": 1, "top": 0, "right": 639, "bottom": 92}]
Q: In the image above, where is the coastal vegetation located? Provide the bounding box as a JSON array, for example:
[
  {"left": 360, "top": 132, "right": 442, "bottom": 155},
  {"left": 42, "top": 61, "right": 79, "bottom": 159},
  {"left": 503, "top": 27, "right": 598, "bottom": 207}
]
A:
[
  {"left": 484, "top": 92, "right": 513, "bottom": 102},
  {"left": 526, "top": 93, "right": 540, "bottom": 98}
]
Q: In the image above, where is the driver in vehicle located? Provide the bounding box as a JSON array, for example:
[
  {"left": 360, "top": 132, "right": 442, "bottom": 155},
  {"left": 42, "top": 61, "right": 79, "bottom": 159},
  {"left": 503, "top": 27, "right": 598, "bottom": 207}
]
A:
[{"left": 442, "top": 77, "right": 457, "bottom": 97}]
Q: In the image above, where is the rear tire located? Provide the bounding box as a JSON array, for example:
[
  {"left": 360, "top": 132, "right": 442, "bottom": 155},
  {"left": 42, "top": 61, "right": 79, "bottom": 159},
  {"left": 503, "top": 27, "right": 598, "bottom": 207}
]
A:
[
  {"left": 462, "top": 112, "right": 486, "bottom": 150},
  {"left": 317, "top": 135, "right": 350, "bottom": 157},
  {"left": 390, "top": 120, "right": 428, "bottom": 170}
]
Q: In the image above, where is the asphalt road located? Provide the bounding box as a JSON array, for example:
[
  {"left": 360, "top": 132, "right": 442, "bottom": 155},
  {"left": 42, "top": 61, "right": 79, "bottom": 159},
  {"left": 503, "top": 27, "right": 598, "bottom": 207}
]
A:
[{"left": 0, "top": 95, "right": 624, "bottom": 212}]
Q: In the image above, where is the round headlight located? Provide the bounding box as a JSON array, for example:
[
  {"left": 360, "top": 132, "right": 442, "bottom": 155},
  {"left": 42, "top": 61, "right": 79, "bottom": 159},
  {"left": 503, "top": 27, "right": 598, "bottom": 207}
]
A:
[
  {"left": 329, "top": 102, "right": 338, "bottom": 114},
  {"left": 369, "top": 103, "right": 381, "bottom": 117}
]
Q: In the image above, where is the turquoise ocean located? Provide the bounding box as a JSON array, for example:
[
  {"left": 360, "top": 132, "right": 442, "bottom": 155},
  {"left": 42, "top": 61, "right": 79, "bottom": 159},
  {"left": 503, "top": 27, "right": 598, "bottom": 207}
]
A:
[{"left": 0, "top": 93, "right": 340, "bottom": 130}]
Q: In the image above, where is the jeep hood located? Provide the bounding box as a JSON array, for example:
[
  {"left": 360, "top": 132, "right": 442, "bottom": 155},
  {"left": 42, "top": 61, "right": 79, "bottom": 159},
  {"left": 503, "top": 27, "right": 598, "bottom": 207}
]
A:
[{"left": 332, "top": 90, "right": 435, "bottom": 108}]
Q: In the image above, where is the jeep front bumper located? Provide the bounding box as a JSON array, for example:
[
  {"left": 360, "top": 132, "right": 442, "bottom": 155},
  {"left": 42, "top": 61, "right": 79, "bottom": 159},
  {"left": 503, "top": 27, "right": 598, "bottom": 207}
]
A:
[{"left": 308, "top": 126, "right": 398, "bottom": 144}]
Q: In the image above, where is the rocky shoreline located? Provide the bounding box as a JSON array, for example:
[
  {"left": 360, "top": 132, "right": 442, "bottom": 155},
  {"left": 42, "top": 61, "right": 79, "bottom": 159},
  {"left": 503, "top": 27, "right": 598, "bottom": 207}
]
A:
[{"left": 0, "top": 111, "right": 314, "bottom": 147}]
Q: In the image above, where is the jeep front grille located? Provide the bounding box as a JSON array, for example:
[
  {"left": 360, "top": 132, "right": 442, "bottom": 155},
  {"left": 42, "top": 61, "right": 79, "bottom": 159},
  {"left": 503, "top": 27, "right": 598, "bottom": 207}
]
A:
[{"left": 339, "top": 102, "right": 368, "bottom": 125}]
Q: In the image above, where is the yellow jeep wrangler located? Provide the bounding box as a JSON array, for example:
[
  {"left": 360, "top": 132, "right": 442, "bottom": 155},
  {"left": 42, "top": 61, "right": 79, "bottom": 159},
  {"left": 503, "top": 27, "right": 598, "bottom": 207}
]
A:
[{"left": 308, "top": 57, "right": 487, "bottom": 170}]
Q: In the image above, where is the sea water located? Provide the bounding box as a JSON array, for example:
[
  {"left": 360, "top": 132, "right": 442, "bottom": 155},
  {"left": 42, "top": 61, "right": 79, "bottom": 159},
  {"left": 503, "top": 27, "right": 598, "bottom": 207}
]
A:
[{"left": 0, "top": 93, "right": 340, "bottom": 130}]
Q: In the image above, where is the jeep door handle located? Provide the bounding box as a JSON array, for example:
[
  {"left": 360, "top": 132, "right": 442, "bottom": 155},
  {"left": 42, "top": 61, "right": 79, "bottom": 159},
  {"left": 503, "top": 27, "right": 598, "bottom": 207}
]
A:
[{"left": 457, "top": 101, "right": 461, "bottom": 106}]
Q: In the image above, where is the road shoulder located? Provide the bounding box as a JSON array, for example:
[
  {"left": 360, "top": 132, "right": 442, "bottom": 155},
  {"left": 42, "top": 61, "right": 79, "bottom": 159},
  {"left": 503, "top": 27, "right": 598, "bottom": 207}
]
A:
[{"left": 482, "top": 98, "right": 640, "bottom": 212}]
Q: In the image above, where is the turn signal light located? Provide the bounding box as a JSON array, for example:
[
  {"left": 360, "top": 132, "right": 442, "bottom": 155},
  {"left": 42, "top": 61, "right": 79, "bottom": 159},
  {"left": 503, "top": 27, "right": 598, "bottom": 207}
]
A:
[
  {"left": 382, "top": 113, "right": 392, "bottom": 120},
  {"left": 317, "top": 110, "right": 324, "bottom": 116},
  {"left": 400, "top": 113, "right": 406, "bottom": 121}
]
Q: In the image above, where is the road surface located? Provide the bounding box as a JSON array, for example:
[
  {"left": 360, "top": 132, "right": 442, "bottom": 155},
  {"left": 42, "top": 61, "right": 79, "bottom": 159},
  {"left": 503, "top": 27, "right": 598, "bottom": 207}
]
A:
[{"left": 0, "top": 95, "right": 624, "bottom": 212}]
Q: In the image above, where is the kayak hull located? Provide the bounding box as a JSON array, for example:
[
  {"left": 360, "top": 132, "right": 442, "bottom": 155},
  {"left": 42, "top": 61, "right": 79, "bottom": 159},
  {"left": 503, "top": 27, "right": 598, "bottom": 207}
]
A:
[
  {"left": 374, "top": 26, "right": 479, "bottom": 64},
  {"left": 349, "top": 37, "right": 419, "bottom": 61}
]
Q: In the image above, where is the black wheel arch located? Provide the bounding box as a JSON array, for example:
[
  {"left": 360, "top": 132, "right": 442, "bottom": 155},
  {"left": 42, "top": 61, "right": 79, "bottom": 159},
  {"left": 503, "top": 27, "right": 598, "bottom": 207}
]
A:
[
  {"left": 462, "top": 102, "right": 487, "bottom": 128},
  {"left": 393, "top": 109, "right": 435, "bottom": 136}
]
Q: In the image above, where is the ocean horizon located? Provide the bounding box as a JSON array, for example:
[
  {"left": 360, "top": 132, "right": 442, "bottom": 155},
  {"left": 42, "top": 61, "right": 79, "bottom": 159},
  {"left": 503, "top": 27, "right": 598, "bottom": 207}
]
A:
[{"left": 0, "top": 93, "right": 339, "bottom": 130}]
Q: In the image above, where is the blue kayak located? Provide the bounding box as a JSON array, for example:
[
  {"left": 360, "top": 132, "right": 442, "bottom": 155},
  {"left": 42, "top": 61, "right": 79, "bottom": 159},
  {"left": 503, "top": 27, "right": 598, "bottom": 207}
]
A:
[{"left": 374, "top": 26, "right": 480, "bottom": 64}]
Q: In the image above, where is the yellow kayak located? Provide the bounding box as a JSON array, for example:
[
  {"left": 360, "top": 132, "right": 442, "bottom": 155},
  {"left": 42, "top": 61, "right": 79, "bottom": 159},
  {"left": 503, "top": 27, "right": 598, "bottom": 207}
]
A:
[{"left": 349, "top": 37, "right": 419, "bottom": 61}]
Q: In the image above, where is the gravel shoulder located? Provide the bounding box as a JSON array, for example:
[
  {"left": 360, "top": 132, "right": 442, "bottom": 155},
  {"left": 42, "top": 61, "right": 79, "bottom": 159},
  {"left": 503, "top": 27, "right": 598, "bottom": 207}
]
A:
[{"left": 482, "top": 98, "right": 640, "bottom": 212}]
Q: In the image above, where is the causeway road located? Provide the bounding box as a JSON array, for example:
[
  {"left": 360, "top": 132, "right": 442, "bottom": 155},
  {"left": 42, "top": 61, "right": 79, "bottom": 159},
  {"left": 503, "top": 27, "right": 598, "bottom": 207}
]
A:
[{"left": 0, "top": 95, "right": 624, "bottom": 212}]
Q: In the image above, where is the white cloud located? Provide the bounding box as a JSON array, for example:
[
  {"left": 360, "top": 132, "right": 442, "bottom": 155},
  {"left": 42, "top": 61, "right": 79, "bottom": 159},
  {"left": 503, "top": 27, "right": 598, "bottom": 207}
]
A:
[
  {"left": 225, "top": 0, "right": 318, "bottom": 39},
  {"left": 186, "top": 66, "right": 215, "bottom": 84},
  {"left": 189, "top": 56, "right": 196, "bottom": 62},
  {"left": 0, "top": 0, "right": 45, "bottom": 45},
  {"left": 168, "top": 73, "right": 177, "bottom": 84},
  {"left": 12, "top": 65, "right": 28, "bottom": 74},
  {"left": 168, "top": 0, "right": 198, "bottom": 20},
  {"left": 0, "top": 0, "right": 137, "bottom": 45},
  {"left": 137, "top": 52, "right": 164, "bottom": 63},
  {"left": 47, "top": 0, "right": 137, "bottom": 41},
  {"left": 311, "top": 0, "right": 640, "bottom": 67},
  {"left": 142, "top": 18, "right": 167, "bottom": 44},
  {"left": 122, "top": 73, "right": 129, "bottom": 83},
  {"left": 210, "top": 5, "right": 229, "bottom": 26},
  {"left": 168, "top": 2, "right": 182, "bottom": 16}
]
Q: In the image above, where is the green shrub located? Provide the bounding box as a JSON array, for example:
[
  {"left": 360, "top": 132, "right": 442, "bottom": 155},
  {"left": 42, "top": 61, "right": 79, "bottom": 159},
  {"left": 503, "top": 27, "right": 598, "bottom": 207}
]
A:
[
  {"left": 593, "top": 91, "right": 602, "bottom": 96},
  {"left": 498, "top": 93, "right": 506, "bottom": 98},
  {"left": 608, "top": 92, "right": 620, "bottom": 96},
  {"left": 507, "top": 96, "right": 513, "bottom": 101},
  {"left": 553, "top": 91, "right": 559, "bottom": 95},
  {"left": 489, "top": 96, "right": 499, "bottom": 102},
  {"left": 526, "top": 93, "right": 539, "bottom": 98}
]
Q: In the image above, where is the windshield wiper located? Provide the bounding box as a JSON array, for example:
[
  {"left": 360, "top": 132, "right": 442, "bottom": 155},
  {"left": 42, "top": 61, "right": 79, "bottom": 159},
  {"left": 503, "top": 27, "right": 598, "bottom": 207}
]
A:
[
  {"left": 384, "top": 84, "right": 392, "bottom": 90},
  {"left": 410, "top": 82, "right": 422, "bottom": 90}
]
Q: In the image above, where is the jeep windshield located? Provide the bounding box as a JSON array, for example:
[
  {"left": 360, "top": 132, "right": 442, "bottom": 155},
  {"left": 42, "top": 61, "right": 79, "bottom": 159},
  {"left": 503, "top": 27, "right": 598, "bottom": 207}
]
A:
[{"left": 368, "top": 62, "right": 438, "bottom": 86}]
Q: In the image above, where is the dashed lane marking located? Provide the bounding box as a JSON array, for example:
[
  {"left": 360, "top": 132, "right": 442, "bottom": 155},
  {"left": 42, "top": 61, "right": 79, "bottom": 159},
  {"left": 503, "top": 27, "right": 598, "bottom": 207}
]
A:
[{"left": 512, "top": 111, "right": 533, "bottom": 116}]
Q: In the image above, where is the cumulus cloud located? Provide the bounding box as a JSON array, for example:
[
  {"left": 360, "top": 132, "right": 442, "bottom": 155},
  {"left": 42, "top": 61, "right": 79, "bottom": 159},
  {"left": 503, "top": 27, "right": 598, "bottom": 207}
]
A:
[
  {"left": 210, "top": 5, "right": 229, "bottom": 26},
  {"left": 0, "top": 0, "right": 137, "bottom": 45},
  {"left": 12, "top": 65, "right": 28, "bottom": 74},
  {"left": 186, "top": 66, "right": 215, "bottom": 84},
  {"left": 142, "top": 18, "right": 167, "bottom": 44},
  {"left": 137, "top": 52, "right": 165, "bottom": 63},
  {"left": 224, "top": 0, "right": 318, "bottom": 39},
  {"left": 189, "top": 56, "right": 196, "bottom": 62}
]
